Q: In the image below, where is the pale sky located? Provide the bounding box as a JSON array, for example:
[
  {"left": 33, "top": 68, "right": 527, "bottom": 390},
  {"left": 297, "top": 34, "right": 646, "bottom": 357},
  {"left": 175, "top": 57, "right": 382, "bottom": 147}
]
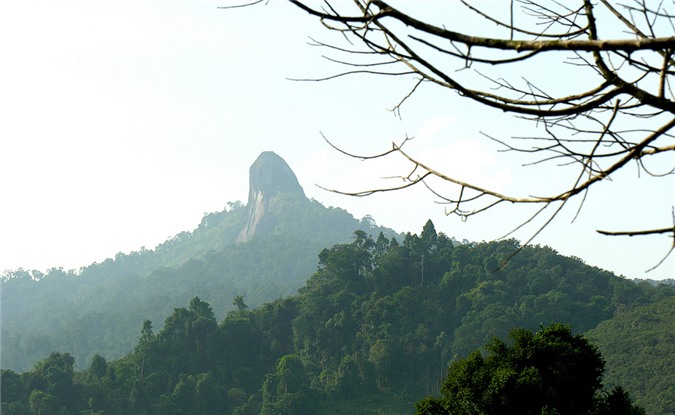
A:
[{"left": 1, "top": 1, "right": 673, "bottom": 280}]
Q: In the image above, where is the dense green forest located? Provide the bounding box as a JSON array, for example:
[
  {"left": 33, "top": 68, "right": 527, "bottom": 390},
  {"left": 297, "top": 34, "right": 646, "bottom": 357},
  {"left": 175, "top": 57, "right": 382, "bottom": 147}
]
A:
[
  {"left": 2, "top": 222, "right": 673, "bottom": 414},
  {"left": 586, "top": 297, "right": 675, "bottom": 414}
]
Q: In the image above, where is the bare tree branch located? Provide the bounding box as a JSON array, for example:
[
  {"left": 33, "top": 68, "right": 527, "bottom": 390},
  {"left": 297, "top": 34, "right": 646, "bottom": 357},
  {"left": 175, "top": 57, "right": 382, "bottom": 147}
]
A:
[{"left": 240, "top": 0, "right": 675, "bottom": 270}]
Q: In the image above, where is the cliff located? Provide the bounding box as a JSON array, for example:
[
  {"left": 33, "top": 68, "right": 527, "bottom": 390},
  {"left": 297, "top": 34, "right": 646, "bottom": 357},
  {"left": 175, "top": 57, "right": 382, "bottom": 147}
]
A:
[{"left": 238, "top": 151, "right": 306, "bottom": 242}]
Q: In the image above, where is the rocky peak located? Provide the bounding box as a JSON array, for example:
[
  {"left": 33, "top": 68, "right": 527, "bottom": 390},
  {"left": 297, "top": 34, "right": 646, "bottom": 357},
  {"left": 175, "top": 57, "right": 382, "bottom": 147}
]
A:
[{"left": 237, "top": 152, "right": 306, "bottom": 242}]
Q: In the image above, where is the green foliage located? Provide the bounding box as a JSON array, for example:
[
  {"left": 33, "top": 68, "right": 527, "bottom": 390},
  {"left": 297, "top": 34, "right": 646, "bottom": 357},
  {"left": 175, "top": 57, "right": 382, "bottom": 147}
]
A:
[
  {"left": 586, "top": 296, "right": 675, "bottom": 415},
  {"left": 414, "top": 324, "right": 644, "bottom": 415},
  {"left": 87, "top": 354, "right": 107, "bottom": 379},
  {"left": 1, "top": 221, "right": 671, "bottom": 414},
  {"left": 260, "top": 355, "right": 318, "bottom": 415}
]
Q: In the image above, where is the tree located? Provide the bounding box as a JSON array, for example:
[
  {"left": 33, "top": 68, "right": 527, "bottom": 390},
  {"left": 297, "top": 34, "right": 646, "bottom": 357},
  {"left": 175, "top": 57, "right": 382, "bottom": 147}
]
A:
[
  {"left": 260, "top": 355, "right": 317, "bottom": 415},
  {"left": 414, "top": 323, "right": 644, "bottom": 415},
  {"left": 28, "top": 390, "right": 58, "bottom": 415},
  {"left": 29, "top": 352, "right": 78, "bottom": 412},
  {"left": 233, "top": 295, "right": 249, "bottom": 313},
  {"left": 1, "top": 370, "right": 26, "bottom": 404},
  {"left": 87, "top": 355, "right": 108, "bottom": 380},
  {"left": 242, "top": 1, "right": 675, "bottom": 268},
  {"left": 190, "top": 296, "right": 216, "bottom": 321}
]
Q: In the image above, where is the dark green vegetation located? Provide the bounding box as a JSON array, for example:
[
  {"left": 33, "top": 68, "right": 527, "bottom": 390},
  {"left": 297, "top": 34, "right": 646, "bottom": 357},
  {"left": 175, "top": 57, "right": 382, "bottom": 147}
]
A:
[
  {"left": 2, "top": 223, "right": 673, "bottom": 414},
  {"left": 586, "top": 297, "right": 675, "bottom": 415},
  {"left": 416, "top": 324, "right": 644, "bottom": 415}
]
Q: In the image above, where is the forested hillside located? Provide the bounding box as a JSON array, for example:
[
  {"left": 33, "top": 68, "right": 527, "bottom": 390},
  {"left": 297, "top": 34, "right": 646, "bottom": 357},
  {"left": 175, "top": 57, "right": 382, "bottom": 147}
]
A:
[
  {"left": 1, "top": 202, "right": 396, "bottom": 372},
  {"left": 3, "top": 222, "right": 672, "bottom": 415},
  {"left": 586, "top": 296, "right": 675, "bottom": 414},
  {"left": 1, "top": 152, "right": 399, "bottom": 371}
]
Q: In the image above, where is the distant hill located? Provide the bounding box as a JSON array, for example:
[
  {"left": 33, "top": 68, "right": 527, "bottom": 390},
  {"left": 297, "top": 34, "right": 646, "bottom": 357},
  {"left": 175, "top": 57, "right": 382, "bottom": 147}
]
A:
[
  {"left": 585, "top": 296, "right": 675, "bottom": 415},
  {"left": 634, "top": 277, "right": 675, "bottom": 287},
  {"left": 1, "top": 151, "right": 400, "bottom": 371}
]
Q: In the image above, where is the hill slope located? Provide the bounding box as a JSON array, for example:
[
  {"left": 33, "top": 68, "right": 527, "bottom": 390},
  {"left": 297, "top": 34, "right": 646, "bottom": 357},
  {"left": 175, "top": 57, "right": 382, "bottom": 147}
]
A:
[
  {"left": 585, "top": 296, "right": 675, "bottom": 415},
  {"left": 1, "top": 152, "right": 399, "bottom": 371},
  {"left": 2, "top": 224, "right": 672, "bottom": 415}
]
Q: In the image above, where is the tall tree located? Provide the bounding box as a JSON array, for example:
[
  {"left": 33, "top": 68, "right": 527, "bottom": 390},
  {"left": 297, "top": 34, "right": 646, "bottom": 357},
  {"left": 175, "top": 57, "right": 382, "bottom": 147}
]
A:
[{"left": 415, "top": 323, "right": 644, "bottom": 415}]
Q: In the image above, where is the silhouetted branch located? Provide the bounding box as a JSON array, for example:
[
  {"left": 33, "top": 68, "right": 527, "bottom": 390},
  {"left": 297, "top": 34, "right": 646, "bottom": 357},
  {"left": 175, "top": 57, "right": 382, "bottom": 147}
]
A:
[{"left": 237, "top": 0, "right": 675, "bottom": 270}]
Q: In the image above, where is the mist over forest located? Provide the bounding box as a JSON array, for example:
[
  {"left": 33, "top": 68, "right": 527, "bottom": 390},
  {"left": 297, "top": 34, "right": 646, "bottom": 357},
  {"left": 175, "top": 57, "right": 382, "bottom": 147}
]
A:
[
  {"left": 2, "top": 152, "right": 674, "bottom": 415},
  {"left": 3, "top": 1, "right": 675, "bottom": 414}
]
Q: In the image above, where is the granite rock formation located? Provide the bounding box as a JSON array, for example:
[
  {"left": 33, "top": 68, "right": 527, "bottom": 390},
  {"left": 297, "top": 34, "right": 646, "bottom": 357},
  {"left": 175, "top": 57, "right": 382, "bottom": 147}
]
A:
[{"left": 238, "top": 151, "right": 306, "bottom": 242}]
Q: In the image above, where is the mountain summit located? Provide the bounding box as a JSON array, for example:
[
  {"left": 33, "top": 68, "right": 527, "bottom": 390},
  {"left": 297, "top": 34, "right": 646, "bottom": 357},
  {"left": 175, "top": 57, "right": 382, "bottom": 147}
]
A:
[{"left": 238, "top": 151, "right": 307, "bottom": 242}]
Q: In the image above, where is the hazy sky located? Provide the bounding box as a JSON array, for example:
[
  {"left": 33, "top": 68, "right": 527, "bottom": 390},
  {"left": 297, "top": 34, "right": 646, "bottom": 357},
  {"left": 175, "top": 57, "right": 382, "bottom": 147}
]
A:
[{"left": 2, "top": 1, "right": 673, "bottom": 279}]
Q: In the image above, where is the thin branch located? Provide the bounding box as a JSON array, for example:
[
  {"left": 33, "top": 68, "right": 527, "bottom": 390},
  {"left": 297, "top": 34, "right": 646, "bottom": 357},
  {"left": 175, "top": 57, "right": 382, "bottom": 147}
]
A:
[
  {"left": 288, "top": 69, "right": 416, "bottom": 82},
  {"left": 596, "top": 227, "right": 674, "bottom": 236},
  {"left": 217, "top": 0, "right": 265, "bottom": 10}
]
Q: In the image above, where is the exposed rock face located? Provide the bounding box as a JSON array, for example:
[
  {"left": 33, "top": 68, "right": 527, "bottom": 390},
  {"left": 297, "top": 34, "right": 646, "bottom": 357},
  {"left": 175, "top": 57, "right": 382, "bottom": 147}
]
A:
[{"left": 238, "top": 151, "right": 306, "bottom": 242}]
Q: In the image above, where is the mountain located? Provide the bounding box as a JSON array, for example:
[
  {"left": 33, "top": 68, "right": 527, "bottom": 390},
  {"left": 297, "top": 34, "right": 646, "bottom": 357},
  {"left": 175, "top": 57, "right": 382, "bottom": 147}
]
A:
[
  {"left": 1, "top": 151, "right": 400, "bottom": 371},
  {"left": 2, "top": 226, "right": 672, "bottom": 415}
]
